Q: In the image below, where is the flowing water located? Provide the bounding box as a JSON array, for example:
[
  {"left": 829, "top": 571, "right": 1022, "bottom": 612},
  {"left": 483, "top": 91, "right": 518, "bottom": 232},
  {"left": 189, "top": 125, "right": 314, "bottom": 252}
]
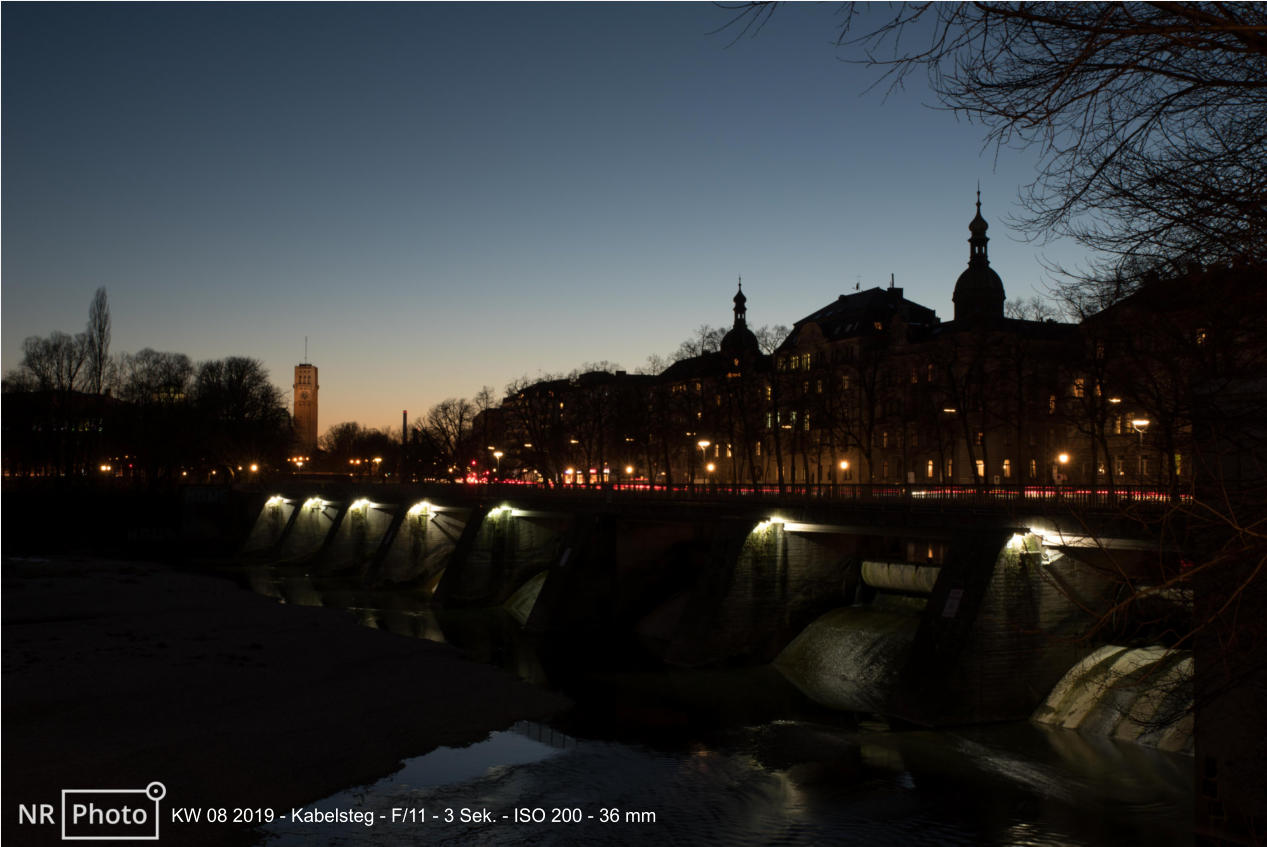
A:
[{"left": 238, "top": 564, "right": 1193, "bottom": 847}]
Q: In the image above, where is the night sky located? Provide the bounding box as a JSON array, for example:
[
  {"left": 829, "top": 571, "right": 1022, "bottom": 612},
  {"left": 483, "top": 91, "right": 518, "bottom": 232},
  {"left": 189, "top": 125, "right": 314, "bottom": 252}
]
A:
[{"left": 3, "top": 3, "right": 1083, "bottom": 432}]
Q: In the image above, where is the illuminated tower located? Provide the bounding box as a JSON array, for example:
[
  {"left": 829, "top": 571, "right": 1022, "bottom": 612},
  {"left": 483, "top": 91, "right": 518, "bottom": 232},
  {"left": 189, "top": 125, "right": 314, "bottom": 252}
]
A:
[{"left": 293, "top": 362, "right": 319, "bottom": 453}]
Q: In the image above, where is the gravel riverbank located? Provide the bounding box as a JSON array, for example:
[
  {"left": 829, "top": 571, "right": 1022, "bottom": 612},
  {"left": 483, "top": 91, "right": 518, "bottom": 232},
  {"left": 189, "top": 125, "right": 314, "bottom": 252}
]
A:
[{"left": 2, "top": 556, "right": 568, "bottom": 846}]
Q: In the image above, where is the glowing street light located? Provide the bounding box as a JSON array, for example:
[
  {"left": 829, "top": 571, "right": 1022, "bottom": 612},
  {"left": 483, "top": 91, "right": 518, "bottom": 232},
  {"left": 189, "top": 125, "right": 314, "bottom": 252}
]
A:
[{"left": 492, "top": 450, "right": 503, "bottom": 478}]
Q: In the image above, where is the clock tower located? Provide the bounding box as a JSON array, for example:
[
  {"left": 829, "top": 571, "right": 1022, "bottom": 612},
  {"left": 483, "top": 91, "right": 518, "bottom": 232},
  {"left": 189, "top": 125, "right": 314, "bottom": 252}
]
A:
[{"left": 293, "top": 362, "right": 319, "bottom": 453}]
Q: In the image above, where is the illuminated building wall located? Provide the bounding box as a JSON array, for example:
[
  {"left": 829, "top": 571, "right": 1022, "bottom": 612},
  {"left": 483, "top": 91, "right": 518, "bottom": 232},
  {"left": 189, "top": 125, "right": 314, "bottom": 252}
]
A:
[{"left": 293, "top": 363, "right": 319, "bottom": 452}]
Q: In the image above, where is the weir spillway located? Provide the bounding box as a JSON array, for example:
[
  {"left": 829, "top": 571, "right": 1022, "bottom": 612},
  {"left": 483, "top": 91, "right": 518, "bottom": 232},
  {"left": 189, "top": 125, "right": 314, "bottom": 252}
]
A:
[{"left": 232, "top": 482, "right": 1186, "bottom": 731}]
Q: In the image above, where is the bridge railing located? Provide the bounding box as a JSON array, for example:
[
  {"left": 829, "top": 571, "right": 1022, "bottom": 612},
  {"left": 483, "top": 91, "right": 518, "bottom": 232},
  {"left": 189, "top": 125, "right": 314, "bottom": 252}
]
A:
[{"left": 468, "top": 480, "right": 1190, "bottom": 508}]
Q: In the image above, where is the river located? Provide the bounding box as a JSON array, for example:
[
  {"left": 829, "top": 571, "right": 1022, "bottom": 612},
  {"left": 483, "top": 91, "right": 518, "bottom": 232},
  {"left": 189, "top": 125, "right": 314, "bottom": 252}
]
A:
[{"left": 237, "top": 564, "right": 1193, "bottom": 847}]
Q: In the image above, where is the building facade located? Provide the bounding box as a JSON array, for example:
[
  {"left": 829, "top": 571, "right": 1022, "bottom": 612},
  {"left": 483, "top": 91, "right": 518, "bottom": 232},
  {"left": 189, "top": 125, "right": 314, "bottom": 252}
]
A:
[{"left": 479, "top": 200, "right": 1257, "bottom": 496}]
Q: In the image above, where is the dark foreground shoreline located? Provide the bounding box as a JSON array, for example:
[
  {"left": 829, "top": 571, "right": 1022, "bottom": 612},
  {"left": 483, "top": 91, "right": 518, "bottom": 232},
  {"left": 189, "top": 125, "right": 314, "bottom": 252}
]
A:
[{"left": 2, "top": 555, "right": 568, "bottom": 846}]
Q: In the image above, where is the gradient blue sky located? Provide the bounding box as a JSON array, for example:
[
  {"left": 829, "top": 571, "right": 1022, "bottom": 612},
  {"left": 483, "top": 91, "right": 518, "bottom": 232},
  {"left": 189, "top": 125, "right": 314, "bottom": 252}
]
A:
[{"left": 3, "top": 3, "right": 1083, "bottom": 433}]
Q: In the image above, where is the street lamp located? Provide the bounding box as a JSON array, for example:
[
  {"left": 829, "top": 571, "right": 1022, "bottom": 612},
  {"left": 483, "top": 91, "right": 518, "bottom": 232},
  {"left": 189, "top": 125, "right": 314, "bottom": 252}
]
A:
[
  {"left": 1053, "top": 452, "right": 1070, "bottom": 487},
  {"left": 696, "top": 439, "right": 711, "bottom": 488},
  {"left": 1131, "top": 418, "right": 1150, "bottom": 446},
  {"left": 493, "top": 450, "right": 503, "bottom": 479}
]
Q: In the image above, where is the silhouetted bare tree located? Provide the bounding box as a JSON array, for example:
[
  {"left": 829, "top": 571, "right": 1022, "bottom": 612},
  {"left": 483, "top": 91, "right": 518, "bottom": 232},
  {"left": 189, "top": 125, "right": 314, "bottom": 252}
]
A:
[
  {"left": 719, "top": 2, "right": 1267, "bottom": 290},
  {"left": 12, "top": 332, "right": 88, "bottom": 392},
  {"left": 84, "top": 287, "right": 112, "bottom": 394},
  {"left": 419, "top": 397, "right": 476, "bottom": 478},
  {"left": 191, "top": 357, "right": 291, "bottom": 476}
]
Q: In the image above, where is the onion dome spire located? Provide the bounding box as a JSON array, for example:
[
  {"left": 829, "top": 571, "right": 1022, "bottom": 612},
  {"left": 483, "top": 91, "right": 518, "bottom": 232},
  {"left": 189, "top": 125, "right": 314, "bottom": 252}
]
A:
[{"left": 952, "top": 190, "right": 1005, "bottom": 323}]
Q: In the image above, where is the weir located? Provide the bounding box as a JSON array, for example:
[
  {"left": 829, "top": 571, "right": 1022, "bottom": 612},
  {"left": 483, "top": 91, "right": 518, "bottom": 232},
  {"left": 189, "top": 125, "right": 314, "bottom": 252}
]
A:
[
  {"left": 274, "top": 497, "right": 342, "bottom": 561},
  {"left": 323, "top": 498, "right": 396, "bottom": 571},
  {"left": 234, "top": 484, "right": 1179, "bottom": 727}
]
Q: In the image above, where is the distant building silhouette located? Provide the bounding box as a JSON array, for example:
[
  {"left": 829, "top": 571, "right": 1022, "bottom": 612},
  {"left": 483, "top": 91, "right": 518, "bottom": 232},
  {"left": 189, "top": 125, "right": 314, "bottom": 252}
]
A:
[
  {"left": 474, "top": 196, "right": 1261, "bottom": 497},
  {"left": 293, "top": 362, "right": 319, "bottom": 453}
]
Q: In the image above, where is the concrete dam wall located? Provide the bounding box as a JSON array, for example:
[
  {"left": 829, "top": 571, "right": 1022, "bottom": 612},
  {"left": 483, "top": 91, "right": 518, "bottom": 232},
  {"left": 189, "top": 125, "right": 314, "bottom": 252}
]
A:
[{"left": 238, "top": 486, "right": 1183, "bottom": 729}]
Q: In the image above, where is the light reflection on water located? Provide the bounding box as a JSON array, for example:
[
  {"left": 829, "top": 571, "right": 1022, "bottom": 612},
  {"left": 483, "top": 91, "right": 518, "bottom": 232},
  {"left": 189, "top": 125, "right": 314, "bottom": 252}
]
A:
[
  {"left": 238, "top": 564, "right": 1192, "bottom": 847},
  {"left": 260, "top": 719, "right": 1191, "bottom": 847}
]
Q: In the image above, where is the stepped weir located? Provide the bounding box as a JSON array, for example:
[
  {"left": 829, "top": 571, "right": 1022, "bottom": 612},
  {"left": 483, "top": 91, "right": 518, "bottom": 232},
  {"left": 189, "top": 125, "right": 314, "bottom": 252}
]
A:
[{"left": 236, "top": 483, "right": 1190, "bottom": 735}]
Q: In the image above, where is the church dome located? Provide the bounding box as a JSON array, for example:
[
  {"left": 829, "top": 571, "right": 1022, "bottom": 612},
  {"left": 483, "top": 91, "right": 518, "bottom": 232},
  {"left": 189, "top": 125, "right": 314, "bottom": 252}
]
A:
[
  {"left": 721, "top": 323, "right": 760, "bottom": 358},
  {"left": 952, "top": 193, "right": 1005, "bottom": 322},
  {"left": 721, "top": 279, "right": 760, "bottom": 359}
]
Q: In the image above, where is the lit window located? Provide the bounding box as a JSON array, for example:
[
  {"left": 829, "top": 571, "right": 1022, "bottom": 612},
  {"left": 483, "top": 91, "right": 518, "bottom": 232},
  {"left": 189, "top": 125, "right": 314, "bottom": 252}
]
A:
[
  {"left": 1196, "top": 328, "right": 1208, "bottom": 346},
  {"left": 1029, "top": 459, "right": 1037, "bottom": 479},
  {"left": 975, "top": 431, "right": 984, "bottom": 446},
  {"left": 946, "top": 458, "right": 953, "bottom": 478},
  {"left": 881, "top": 431, "right": 889, "bottom": 448},
  {"left": 1002, "top": 459, "right": 1012, "bottom": 478},
  {"left": 1049, "top": 395, "right": 1057, "bottom": 414},
  {"left": 976, "top": 459, "right": 985, "bottom": 479},
  {"left": 1073, "top": 378, "right": 1086, "bottom": 398},
  {"left": 874, "top": 321, "right": 884, "bottom": 331},
  {"left": 926, "top": 459, "right": 935, "bottom": 479},
  {"left": 841, "top": 375, "right": 851, "bottom": 390},
  {"left": 910, "top": 368, "right": 919, "bottom": 384},
  {"left": 1115, "top": 455, "right": 1125, "bottom": 475},
  {"left": 927, "top": 364, "right": 935, "bottom": 382},
  {"left": 882, "top": 459, "right": 889, "bottom": 477}
]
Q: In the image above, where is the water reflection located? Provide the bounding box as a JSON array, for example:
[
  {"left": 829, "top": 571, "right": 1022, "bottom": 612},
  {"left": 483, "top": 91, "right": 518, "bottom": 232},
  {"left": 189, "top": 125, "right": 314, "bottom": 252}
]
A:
[
  {"left": 261, "top": 719, "right": 1190, "bottom": 847},
  {"left": 234, "top": 562, "right": 1192, "bottom": 847}
]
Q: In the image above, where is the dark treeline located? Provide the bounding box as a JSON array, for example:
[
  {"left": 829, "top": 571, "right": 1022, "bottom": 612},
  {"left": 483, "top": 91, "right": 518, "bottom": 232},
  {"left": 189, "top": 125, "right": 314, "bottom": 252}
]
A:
[{"left": 3, "top": 289, "right": 292, "bottom": 483}]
